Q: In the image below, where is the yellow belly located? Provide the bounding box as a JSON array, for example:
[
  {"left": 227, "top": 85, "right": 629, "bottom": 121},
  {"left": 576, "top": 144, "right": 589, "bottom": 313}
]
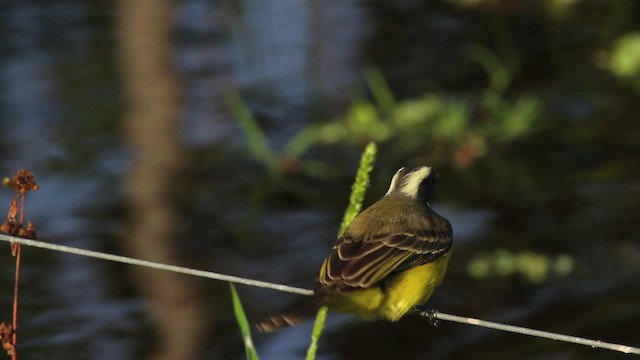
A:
[{"left": 328, "top": 253, "right": 451, "bottom": 321}]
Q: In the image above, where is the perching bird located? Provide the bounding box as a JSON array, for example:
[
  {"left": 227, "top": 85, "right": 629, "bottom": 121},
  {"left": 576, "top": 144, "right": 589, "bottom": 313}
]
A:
[{"left": 256, "top": 166, "right": 453, "bottom": 332}]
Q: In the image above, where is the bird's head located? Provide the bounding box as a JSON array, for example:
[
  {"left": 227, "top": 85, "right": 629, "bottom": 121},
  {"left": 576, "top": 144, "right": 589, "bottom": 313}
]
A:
[{"left": 385, "top": 166, "right": 438, "bottom": 203}]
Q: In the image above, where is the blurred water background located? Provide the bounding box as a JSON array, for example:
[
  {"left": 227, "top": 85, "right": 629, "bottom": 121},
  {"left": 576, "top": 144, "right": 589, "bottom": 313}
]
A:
[{"left": 0, "top": 0, "right": 639, "bottom": 359}]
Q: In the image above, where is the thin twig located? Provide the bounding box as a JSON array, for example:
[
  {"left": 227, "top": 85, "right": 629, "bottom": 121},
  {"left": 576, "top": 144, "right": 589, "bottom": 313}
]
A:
[
  {"left": 18, "top": 196, "right": 24, "bottom": 226},
  {"left": 0, "top": 233, "right": 638, "bottom": 356},
  {"left": 12, "top": 193, "right": 25, "bottom": 360},
  {"left": 11, "top": 244, "right": 19, "bottom": 360}
]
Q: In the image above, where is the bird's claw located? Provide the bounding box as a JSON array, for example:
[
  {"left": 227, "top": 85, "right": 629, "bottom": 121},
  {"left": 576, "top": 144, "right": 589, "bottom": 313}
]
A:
[{"left": 413, "top": 306, "right": 439, "bottom": 326}]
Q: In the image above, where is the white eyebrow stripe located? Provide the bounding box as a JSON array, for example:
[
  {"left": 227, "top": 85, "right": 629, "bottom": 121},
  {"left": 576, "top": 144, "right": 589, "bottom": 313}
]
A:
[
  {"left": 399, "top": 167, "right": 431, "bottom": 198},
  {"left": 385, "top": 167, "right": 405, "bottom": 196}
]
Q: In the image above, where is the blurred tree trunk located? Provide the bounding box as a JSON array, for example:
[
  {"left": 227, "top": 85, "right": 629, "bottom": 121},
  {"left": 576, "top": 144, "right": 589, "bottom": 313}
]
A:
[{"left": 117, "top": 1, "right": 208, "bottom": 359}]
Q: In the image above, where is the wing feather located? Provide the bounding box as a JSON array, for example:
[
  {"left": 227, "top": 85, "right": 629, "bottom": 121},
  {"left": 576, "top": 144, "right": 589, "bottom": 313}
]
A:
[{"left": 318, "top": 207, "right": 452, "bottom": 292}]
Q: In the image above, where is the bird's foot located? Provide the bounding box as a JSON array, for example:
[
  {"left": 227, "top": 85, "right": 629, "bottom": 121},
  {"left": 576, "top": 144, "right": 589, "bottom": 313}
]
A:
[{"left": 413, "top": 306, "right": 439, "bottom": 326}]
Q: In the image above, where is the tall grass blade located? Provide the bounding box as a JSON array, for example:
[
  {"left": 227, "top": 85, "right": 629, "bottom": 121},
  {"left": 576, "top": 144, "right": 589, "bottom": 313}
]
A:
[{"left": 230, "top": 283, "right": 260, "bottom": 360}]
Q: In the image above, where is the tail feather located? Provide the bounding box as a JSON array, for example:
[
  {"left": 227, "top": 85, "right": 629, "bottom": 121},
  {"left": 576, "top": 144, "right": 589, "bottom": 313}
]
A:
[{"left": 256, "top": 293, "right": 326, "bottom": 332}]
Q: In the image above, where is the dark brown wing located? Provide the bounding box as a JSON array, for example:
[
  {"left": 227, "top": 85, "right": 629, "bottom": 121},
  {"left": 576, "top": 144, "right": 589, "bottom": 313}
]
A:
[{"left": 318, "top": 198, "right": 452, "bottom": 291}]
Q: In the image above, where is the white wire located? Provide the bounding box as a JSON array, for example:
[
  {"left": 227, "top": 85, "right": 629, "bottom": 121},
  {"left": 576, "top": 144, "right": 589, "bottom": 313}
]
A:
[
  {"left": 1, "top": 233, "right": 639, "bottom": 355},
  {"left": 0, "top": 233, "right": 313, "bottom": 296}
]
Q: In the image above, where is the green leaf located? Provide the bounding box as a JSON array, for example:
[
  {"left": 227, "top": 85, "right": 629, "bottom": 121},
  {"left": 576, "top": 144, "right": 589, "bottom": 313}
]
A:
[
  {"left": 468, "top": 44, "right": 512, "bottom": 93},
  {"left": 364, "top": 66, "right": 396, "bottom": 114},
  {"left": 224, "top": 88, "right": 277, "bottom": 176},
  {"left": 230, "top": 283, "right": 260, "bottom": 360}
]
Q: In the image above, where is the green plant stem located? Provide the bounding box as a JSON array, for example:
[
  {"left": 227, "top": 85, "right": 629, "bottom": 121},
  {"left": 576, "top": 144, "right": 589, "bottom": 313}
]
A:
[
  {"left": 306, "top": 142, "right": 377, "bottom": 359},
  {"left": 339, "top": 142, "right": 377, "bottom": 236},
  {"left": 305, "top": 306, "right": 328, "bottom": 360}
]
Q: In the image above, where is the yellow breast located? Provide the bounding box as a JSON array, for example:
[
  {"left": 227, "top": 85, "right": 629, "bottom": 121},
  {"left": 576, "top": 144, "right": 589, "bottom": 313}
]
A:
[
  {"left": 380, "top": 253, "right": 451, "bottom": 321},
  {"left": 328, "top": 253, "right": 451, "bottom": 321}
]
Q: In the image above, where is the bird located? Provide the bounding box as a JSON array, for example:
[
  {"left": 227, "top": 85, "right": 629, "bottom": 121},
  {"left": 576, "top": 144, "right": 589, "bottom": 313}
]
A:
[{"left": 256, "top": 166, "right": 453, "bottom": 332}]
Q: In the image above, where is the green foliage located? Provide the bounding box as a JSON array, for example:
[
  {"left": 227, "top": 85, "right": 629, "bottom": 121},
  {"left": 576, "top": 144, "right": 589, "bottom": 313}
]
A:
[
  {"left": 542, "top": 0, "right": 581, "bottom": 18},
  {"left": 306, "top": 142, "right": 377, "bottom": 359},
  {"left": 608, "top": 32, "right": 640, "bottom": 77},
  {"left": 602, "top": 32, "right": 640, "bottom": 93},
  {"left": 224, "top": 88, "right": 277, "bottom": 176},
  {"left": 230, "top": 50, "right": 540, "bottom": 176},
  {"left": 364, "top": 67, "right": 396, "bottom": 114},
  {"left": 284, "top": 60, "right": 540, "bottom": 167},
  {"left": 467, "top": 249, "right": 575, "bottom": 283},
  {"left": 470, "top": 45, "right": 542, "bottom": 143},
  {"left": 229, "top": 283, "right": 260, "bottom": 360},
  {"left": 469, "top": 44, "right": 512, "bottom": 93}
]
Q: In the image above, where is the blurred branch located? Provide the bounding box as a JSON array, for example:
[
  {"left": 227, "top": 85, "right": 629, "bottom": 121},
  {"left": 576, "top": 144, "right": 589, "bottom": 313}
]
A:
[{"left": 117, "top": 0, "right": 208, "bottom": 358}]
